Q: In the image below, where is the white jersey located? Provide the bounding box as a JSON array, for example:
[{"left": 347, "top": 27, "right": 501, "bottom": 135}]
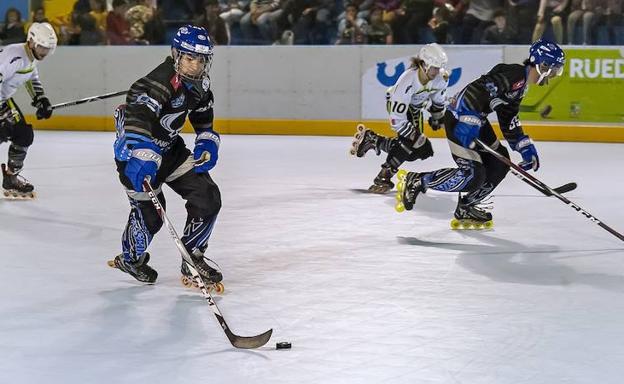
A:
[
  {"left": 385, "top": 67, "right": 448, "bottom": 137},
  {"left": 0, "top": 43, "right": 44, "bottom": 103}
]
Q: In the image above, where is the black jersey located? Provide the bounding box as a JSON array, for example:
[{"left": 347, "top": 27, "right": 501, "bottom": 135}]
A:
[
  {"left": 451, "top": 63, "right": 528, "bottom": 142},
  {"left": 123, "top": 56, "right": 214, "bottom": 151}
]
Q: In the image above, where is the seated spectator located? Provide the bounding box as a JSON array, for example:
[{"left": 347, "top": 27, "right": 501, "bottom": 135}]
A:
[
  {"left": 506, "top": 0, "right": 539, "bottom": 44},
  {"left": 532, "top": 0, "right": 569, "bottom": 43},
  {"left": 336, "top": 2, "right": 368, "bottom": 44},
  {"left": 89, "top": 0, "right": 109, "bottom": 40},
  {"left": 604, "top": 0, "right": 622, "bottom": 44},
  {"left": 567, "top": 0, "right": 601, "bottom": 44},
  {"left": 126, "top": 0, "right": 166, "bottom": 44},
  {"left": 428, "top": 3, "right": 452, "bottom": 43},
  {"left": 392, "top": 0, "right": 435, "bottom": 44},
  {"left": 79, "top": 12, "right": 105, "bottom": 44},
  {"left": 481, "top": 8, "right": 514, "bottom": 43},
  {"left": 0, "top": 8, "right": 27, "bottom": 45},
  {"left": 24, "top": 6, "right": 50, "bottom": 32},
  {"left": 240, "top": 0, "right": 283, "bottom": 44},
  {"left": 196, "top": 0, "right": 230, "bottom": 44},
  {"left": 375, "top": 0, "right": 401, "bottom": 23},
  {"left": 220, "top": 0, "right": 250, "bottom": 34},
  {"left": 368, "top": 6, "right": 393, "bottom": 43},
  {"left": 460, "top": 0, "right": 503, "bottom": 43},
  {"left": 108, "top": 0, "right": 131, "bottom": 44}
]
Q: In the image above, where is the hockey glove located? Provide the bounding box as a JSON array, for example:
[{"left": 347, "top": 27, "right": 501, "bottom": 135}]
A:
[
  {"left": 193, "top": 130, "right": 220, "bottom": 173},
  {"left": 510, "top": 135, "right": 539, "bottom": 171},
  {"left": 454, "top": 121, "right": 480, "bottom": 148},
  {"left": 32, "top": 95, "right": 53, "bottom": 120},
  {"left": 428, "top": 116, "right": 444, "bottom": 131},
  {"left": 124, "top": 141, "right": 162, "bottom": 192}
]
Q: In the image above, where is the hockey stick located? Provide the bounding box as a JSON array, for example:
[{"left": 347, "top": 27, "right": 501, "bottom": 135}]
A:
[
  {"left": 51, "top": 90, "right": 127, "bottom": 110},
  {"left": 476, "top": 139, "right": 624, "bottom": 242},
  {"left": 142, "top": 179, "right": 273, "bottom": 349}
]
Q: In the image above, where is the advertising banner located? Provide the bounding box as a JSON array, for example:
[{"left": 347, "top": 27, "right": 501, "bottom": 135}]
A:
[
  {"left": 361, "top": 47, "right": 503, "bottom": 120},
  {"left": 520, "top": 48, "right": 624, "bottom": 123}
]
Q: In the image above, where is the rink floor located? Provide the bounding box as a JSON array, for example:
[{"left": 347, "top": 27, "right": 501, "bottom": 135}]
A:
[{"left": 1, "top": 131, "right": 624, "bottom": 384}]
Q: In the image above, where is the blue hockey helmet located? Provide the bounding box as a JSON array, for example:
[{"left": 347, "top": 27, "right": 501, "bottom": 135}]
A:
[
  {"left": 529, "top": 39, "right": 565, "bottom": 84},
  {"left": 171, "top": 25, "right": 214, "bottom": 81}
]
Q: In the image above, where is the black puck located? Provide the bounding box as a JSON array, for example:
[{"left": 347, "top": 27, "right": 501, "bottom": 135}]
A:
[{"left": 276, "top": 342, "right": 292, "bottom": 350}]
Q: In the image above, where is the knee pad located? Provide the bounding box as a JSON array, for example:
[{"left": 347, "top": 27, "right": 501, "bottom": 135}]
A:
[
  {"left": 10, "top": 123, "right": 34, "bottom": 148},
  {"left": 458, "top": 158, "right": 487, "bottom": 192},
  {"left": 186, "top": 174, "right": 222, "bottom": 218},
  {"left": 387, "top": 134, "right": 434, "bottom": 167}
]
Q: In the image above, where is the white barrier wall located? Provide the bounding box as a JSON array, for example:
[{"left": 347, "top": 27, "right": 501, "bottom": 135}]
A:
[{"left": 9, "top": 45, "right": 624, "bottom": 141}]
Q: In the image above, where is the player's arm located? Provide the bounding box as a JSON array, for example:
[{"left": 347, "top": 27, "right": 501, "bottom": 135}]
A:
[
  {"left": 387, "top": 71, "right": 419, "bottom": 138},
  {"left": 189, "top": 93, "right": 219, "bottom": 173},
  {"left": 427, "top": 74, "right": 448, "bottom": 131},
  {"left": 26, "top": 68, "right": 53, "bottom": 120},
  {"left": 115, "top": 75, "right": 170, "bottom": 191},
  {"left": 0, "top": 54, "right": 20, "bottom": 123}
]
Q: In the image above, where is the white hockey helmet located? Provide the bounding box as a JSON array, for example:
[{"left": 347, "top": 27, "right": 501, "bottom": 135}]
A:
[
  {"left": 27, "top": 22, "right": 58, "bottom": 53},
  {"left": 419, "top": 43, "right": 448, "bottom": 70}
]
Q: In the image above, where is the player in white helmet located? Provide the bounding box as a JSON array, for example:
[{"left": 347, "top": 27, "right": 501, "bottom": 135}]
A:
[
  {"left": 350, "top": 43, "right": 450, "bottom": 194},
  {"left": 0, "top": 22, "right": 57, "bottom": 198}
]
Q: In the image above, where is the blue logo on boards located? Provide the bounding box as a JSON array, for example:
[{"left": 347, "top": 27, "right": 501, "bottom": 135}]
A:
[{"left": 376, "top": 61, "right": 462, "bottom": 88}]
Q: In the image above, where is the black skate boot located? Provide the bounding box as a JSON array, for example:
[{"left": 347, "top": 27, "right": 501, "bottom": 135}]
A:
[
  {"left": 395, "top": 170, "right": 425, "bottom": 212},
  {"left": 108, "top": 252, "right": 158, "bottom": 283},
  {"left": 2, "top": 164, "right": 35, "bottom": 199},
  {"left": 350, "top": 124, "right": 381, "bottom": 158},
  {"left": 451, "top": 198, "right": 493, "bottom": 230},
  {"left": 181, "top": 251, "right": 224, "bottom": 293},
  {"left": 368, "top": 164, "right": 397, "bottom": 194}
]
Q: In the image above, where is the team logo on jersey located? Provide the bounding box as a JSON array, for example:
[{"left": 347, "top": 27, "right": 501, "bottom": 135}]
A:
[
  {"left": 160, "top": 111, "right": 186, "bottom": 138},
  {"left": 171, "top": 94, "right": 185, "bottom": 108},
  {"left": 134, "top": 93, "right": 162, "bottom": 114},
  {"left": 512, "top": 79, "right": 525, "bottom": 90},
  {"left": 202, "top": 77, "right": 210, "bottom": 91}
]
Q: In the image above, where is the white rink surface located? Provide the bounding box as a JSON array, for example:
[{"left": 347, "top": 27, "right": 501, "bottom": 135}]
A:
[{"left": 1, "top": 131, "right": 624, "bottom": 384}]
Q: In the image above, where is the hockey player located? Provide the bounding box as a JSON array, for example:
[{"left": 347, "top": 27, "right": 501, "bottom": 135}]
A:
[
  {"left": 0, "top": 22, "right": 56, "bottom": 198},
  {"left": 110, "top": 25, "right": 223, "bottom": 285},
  {"left": 350, "top": 43, "right": 449, "bottom": 194},
  {"left": 396, "top": 39, "right": 566, "bottom": 229}
]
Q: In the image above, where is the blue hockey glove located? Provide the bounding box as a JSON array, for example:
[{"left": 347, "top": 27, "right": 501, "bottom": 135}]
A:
[
  {"left": 193, "top": 131, "right": 220, "bottom": 173},
  {"left": 32, "top": 95, "right": 53, "bottom": 120},
  {"left": 454, "top": 120, "right": 481, "bottom": 148},
  {"left": 124, "top": 141, "right": 162, "bottom": 191},
  {"left": 510, "top": 135, "right": 539, "bottom": 171}
]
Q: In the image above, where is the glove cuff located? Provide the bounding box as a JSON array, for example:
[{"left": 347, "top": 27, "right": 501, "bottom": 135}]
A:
[
  {"left": 196, "top": 130, "right": 220, "bottom": 147},
  {"left": 510, "top": 135, "right": 531, "bottom": 151}
]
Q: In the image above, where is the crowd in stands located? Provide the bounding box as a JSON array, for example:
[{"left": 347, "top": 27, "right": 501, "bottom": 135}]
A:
[{"left": 1, "top": 0, "right": 622, "bottom": 46}]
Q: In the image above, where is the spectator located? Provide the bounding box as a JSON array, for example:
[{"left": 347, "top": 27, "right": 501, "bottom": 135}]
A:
[
  {"left": 460, "top": 0, "right": 504, "bottom": 43},
  {"left": 89, "top": 0, "right": 109, "bottom": 40},
  {"left": 506, "top": 0, "right": 539, "bottom": 44},
  {"left": 481, "top": 8, "right": 514, "bottom": 42},
  {"left": 24, "top": 6, "right": 50, "bottom": 32},
  {"left": 428, "top": 4, "right": 452, "bottom": 43},
  {"left": 240, "top": 0, "right": 283, "bottom": 44},
  {"left": 78, "top": 12, "right": 105, "bottom": 44},
  {"left": 392, "top": 0, "right": 435, "bottom": 44},
  {"left": 196, "top": 0, "right": 230, "bottom": 44},
  {"left": 220, "top": 0, "right": 250, "bottom": 35},
  {"left": 604, "top": 0, "right": 622, "bottom": 44},
  {"left": 336, "top": 2, "right": 368, "bottom": 44},
  {"left": 368, "top": 6, "right": 393, "bottom": 43},
  {"left": 567, "top": 0, "right": 600, "bottom": 44},
  {"left": 532, "top": 0, "right": 569, "bottom": 43},
  {"left": 107, "top": 0, "right": 131, "bottom": 44},
  {"left": 275, "top": 0, "right": 322, "bottom": 44},
  {"left": 126, "top": 0, "right": 166, "bottom": 44},
  {"left": 0, "top": 8, "right": 27, "bottom": 45}
]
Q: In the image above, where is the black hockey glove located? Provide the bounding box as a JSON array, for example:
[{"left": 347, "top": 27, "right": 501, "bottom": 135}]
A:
[
  {"left": 32, "top": 95, "right": 53, "bottom": 120},
  {"left": 428, "top": 116, "right": 444, "bottom": 131}
]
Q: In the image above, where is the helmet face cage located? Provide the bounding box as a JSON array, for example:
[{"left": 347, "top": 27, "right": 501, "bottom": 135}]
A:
[{"left": 171, "top": 25, "right": 214, "bottom": 81}]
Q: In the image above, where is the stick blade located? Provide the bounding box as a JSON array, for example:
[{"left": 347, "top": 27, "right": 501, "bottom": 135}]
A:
[
  {"left": 228, "top": 328, "right": 273, "bottom": 349},
  {"left": 553, "top": 182, "right": 577, "bottom": 195}
]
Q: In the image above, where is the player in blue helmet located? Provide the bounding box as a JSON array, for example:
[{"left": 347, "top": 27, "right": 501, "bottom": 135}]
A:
[
  {"left": 109, "top": 25, "right": 224, "bottom": 288},
  {"left": 395, "top": 40, "right": 566, "bottom": 229},
  {"left": 171, "top": 25, "right": 214, "bottom": 82},
  {"left": 527, "top": 39, "right": 565, "bottom": 86}
]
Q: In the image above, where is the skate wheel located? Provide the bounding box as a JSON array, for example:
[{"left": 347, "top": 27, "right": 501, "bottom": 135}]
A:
[
  {"left": 395, "top": 202, "right": 405, "bottom": 213},
  {"left": 214, "top": 282, "right": 225, "bottom": 294},
  {"left": 349, "top": 148, "right": 356, "bottom": 156},
  {"left": 396, "top": 181, "right": 405, "bottom": 193},
  {"left": 107, "top": 260, "right": 116, "bottom": 268},
  {"left": 484, "top": 221, "right": 494, "bottom": 229},
  {"left": 450, "top": 219, "right": 461, "bottom": 230},
  {"left": 181, "top": 275, "right": 194, "bottom": 288},
  {"left": 396, "top": 169, "right": 407, "bottom": 182},
  {"left": 356, "top": 124, "right": 366, "bottom": 133}
]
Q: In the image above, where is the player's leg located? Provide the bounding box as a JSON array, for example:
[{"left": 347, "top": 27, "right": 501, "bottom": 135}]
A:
[
  {"left": 166, "top": 155, "right": 223, "bottom": 284},
  {"left": 1, "top": 99, "right": 35, "bottom": 197}
]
